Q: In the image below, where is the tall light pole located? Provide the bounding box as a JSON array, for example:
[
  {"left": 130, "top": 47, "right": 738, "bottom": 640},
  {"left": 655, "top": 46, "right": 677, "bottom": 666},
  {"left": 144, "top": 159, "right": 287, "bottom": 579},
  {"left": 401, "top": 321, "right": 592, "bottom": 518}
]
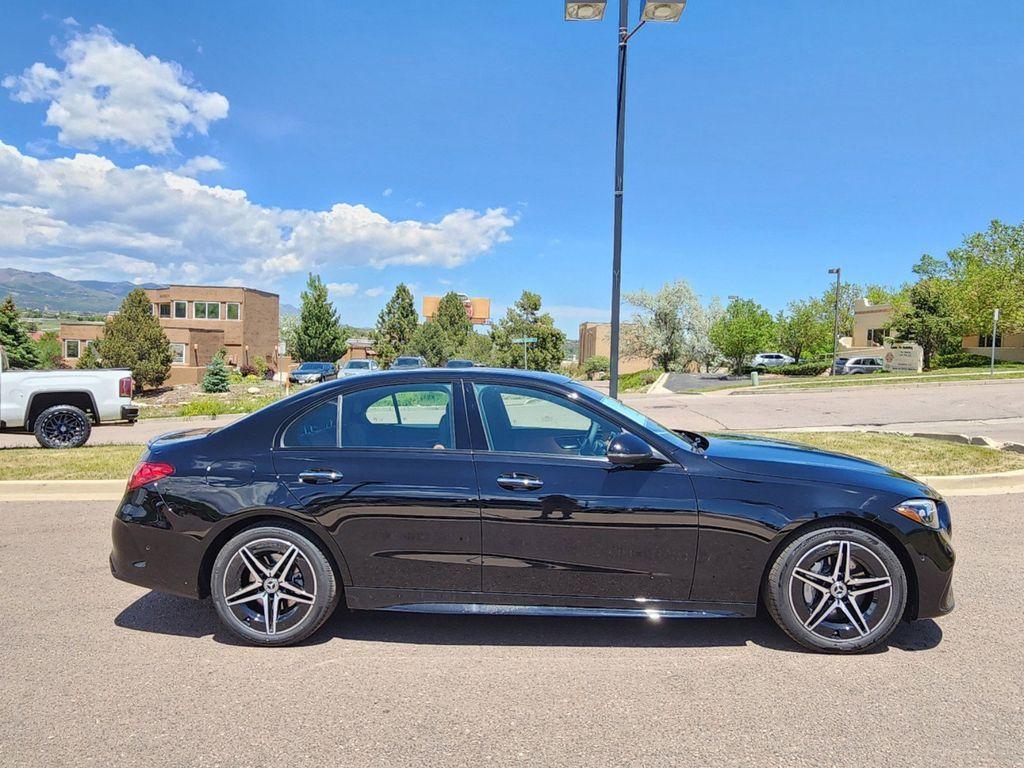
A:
[
  {"left": 828, "top": 267, "right": 841, "bottom": 374},
  {"left": 565, "top": 0, "right": 687, "bottom": 398}
]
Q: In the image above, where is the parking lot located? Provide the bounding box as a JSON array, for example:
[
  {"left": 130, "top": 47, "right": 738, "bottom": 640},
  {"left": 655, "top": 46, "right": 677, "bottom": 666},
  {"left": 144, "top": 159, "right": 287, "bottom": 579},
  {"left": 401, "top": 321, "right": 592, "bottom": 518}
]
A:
[{"left": 1, "top": 494, "right": 1021, "bottom": 767}]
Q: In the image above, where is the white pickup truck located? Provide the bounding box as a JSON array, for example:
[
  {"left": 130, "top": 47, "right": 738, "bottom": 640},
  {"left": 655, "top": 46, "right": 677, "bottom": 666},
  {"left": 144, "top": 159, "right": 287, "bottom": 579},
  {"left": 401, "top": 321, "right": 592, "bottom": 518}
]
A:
[{"left": 0, "top": 344, "right": 139, "bottom": 448}]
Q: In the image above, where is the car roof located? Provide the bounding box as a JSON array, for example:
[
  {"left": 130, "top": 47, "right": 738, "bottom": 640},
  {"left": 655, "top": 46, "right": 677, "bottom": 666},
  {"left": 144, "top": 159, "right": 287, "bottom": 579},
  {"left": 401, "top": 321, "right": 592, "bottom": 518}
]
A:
[{"left": 334, "top": 367, "right": 572, "bottom": 386}]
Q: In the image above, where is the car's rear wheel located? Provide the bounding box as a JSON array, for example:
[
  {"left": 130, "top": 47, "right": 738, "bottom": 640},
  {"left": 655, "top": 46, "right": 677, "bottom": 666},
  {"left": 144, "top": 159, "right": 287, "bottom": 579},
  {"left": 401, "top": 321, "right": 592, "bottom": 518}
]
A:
[
  {"left": 211, "top": 526, "right": 338, "bottom": 646},
  {"left": 765, "top": 523, "right": 907, "bottom": 653},
  {"left": 34, "top": 404, "right": 92, "bottom": 448}
]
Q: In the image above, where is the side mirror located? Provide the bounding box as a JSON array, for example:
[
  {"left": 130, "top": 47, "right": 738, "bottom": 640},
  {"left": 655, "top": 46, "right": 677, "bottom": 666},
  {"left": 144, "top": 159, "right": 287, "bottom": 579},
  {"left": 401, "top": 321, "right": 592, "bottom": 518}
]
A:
[{"left": 607, "top": 432, "right": 664, "bottom": 466}]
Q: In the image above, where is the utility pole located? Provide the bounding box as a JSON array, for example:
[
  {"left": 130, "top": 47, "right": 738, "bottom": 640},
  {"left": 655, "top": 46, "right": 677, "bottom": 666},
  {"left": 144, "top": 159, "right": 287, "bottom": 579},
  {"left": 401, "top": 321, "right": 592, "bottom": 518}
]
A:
[{"left": 828, "top": 267, "right": 841, "bottom": 375}]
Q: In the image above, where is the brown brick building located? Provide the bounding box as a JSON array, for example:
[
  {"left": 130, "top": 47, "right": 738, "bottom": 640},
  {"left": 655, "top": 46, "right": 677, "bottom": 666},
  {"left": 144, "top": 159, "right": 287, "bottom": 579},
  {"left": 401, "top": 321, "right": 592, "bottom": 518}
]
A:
[
  {"left": 578, "top": 322, "right": 653, "bottom": 375},
  {"left": 60, "top": 285, "right": 280, "bottom": 385}
]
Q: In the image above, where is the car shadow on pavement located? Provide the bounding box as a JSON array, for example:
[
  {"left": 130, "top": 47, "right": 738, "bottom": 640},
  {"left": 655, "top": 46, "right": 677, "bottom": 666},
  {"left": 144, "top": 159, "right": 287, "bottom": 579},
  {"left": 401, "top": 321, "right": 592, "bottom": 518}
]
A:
[{"left": 114, "top": 591, "right": 943, "bottom": 654}]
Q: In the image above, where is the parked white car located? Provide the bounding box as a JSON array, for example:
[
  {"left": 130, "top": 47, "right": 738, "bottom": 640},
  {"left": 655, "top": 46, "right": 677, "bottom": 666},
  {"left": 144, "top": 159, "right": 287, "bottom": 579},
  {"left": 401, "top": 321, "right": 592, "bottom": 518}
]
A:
[
  {"left": 336, "top": 359, "right": 380, "bottom": 378},
  {"left": 0, "top": 344, "right": 138, "bottom": 448},
  {"left": 751, "top": 352, "right": 795, "bottom": 368}
]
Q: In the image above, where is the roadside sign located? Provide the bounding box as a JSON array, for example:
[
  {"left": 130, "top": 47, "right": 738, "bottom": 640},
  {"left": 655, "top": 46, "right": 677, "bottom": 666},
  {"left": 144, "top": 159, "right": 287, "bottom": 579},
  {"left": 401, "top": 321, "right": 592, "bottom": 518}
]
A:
[{"left": 511, "top": 337, "right": 538, "bottom": 343}]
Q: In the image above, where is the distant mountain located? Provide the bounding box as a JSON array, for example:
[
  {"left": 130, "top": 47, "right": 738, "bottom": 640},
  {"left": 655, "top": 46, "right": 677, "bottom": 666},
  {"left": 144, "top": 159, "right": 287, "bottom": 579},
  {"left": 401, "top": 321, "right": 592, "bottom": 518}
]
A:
[
  {"left": 0, "top": 268, "right": 165, "bottom": 314},
  {"left": 280, "top": 303, "right": 301, "bottom": 317}
]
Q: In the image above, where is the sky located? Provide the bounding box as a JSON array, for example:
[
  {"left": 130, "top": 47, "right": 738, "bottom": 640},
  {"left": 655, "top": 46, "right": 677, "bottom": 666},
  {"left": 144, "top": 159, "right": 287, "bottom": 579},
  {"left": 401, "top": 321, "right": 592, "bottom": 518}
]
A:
[{"left": 1, "top": 1, "right": 1022, "bottom": 332}]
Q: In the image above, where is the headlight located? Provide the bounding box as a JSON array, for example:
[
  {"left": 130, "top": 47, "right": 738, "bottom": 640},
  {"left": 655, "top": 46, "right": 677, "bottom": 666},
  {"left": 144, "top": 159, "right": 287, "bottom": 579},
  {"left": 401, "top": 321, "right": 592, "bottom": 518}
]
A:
[{"left": 894, "top": 498, "right": 940, "bottom": 530}]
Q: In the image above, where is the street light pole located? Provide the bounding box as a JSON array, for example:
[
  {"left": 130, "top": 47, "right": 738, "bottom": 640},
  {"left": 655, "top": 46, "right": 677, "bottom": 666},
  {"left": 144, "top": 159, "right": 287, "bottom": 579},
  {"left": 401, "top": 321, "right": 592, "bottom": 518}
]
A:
[
  {"left": 608, "top": 0, "right": 629, "bottom": 400},
  {"left": 828, "top": 267, "right": 841, "bottom": 375}
]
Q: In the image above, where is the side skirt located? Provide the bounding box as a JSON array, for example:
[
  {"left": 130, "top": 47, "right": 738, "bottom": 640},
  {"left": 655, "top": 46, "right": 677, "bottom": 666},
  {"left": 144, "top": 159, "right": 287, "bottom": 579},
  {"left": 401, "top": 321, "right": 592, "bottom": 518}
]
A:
[{"left": 345, "top": 587, "right": 755, "bottom": 619}]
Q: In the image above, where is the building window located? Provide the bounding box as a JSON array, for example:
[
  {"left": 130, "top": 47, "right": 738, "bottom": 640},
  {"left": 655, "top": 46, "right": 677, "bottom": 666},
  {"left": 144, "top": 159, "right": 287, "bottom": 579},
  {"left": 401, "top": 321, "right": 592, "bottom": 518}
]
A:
[
  {"left": 194, "top": 301, "right": 221, "bottom": 320},
  {"left": 65, "top": 339, "right": 80, "bottom": 359},
  {"left": 169, "top": 342, "right": 187, "bottom": 365},
  {"left": 226, "top": 302, "right": 241, "bottom": 321},
  {"left": 173, "top": 301, "right": 187, "bottom": 319},
  {"left": 980, "top": 333, "right": 1002, "bottom": 348},
  {"left": 866, "top": 328, "right": 886, "bottom": 346},
  {"left": 156, "top": 303, "right": 171, "bottom": 318}
]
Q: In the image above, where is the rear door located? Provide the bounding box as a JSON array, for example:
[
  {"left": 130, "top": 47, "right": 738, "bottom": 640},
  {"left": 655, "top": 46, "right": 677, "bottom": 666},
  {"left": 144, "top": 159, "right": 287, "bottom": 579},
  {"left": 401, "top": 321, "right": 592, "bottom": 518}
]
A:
[
  {"left": 465, "top": 379, "right": 698, "bottom": 601},
  {"left": 273, "top": 376, "right": 481, "bottom": 593}
]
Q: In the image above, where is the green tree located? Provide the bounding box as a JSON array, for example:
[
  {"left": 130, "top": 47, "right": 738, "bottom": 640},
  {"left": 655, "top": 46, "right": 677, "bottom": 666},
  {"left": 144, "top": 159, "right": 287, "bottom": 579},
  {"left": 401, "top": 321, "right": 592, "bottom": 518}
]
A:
[
  {"left": 279, "top": 313, "right": 299, "bottom": 357},
  {"left": 434, "top": 291, "right": 472, "bottom": 357},
  {"left": 584, "top": 355, "right": 610, "bottom": 376},
  {"left": 202, "top": 351, "right": 231, "bottom": 393},
  {"left": 916, "top": 219, "right": 1024, "bottom": 335},
  {"left": 95, "top": 289, "right": 171, "bottom": 390},
  {"left": 0, "top": 296, "right": 41, "bottom": 369},
  {"left": 459, "top": 330, "right": 494, "bottom": 364},
  {"left": 776, "top": 299, "right": 831, "bottom": 362},
  {"left": 372, "top": 283, "right": 419, "bottom": 367},
  {"left": 709, "top": 298, "right": 776, "bottom": 374},
  {"left": 405, "top": 321, "right": 448, "bottom": 367},
  {"left": 75, "top": 343, "right": 101, "bottom": 370},
  {"left": 34, "top": 330, "right": 64, "bottom": 369},
  {"left": 293, "top": 273, "right": 345, "bottom": 362},
  {"left": 490, "top": 291, "right": 566, "bottom": 371},
  {"left": 888, "top": 278, "right": 961, "bottom": 370},
  {"left": 623, "top": 282, "right": 692, "bottom": 371}
]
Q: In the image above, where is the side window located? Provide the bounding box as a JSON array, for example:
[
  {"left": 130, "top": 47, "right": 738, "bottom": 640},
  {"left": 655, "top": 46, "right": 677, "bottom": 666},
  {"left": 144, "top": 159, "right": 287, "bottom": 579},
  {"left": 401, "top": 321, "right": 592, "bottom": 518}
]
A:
[
  {"left": 281, "top": 398, "right": 339, "bottom": 447},
  {"left": 473, "top": 384, "right": 622, "bottom": 457},
  {"left": 341, "top": 384, "right": 454, "bottom": 449}
]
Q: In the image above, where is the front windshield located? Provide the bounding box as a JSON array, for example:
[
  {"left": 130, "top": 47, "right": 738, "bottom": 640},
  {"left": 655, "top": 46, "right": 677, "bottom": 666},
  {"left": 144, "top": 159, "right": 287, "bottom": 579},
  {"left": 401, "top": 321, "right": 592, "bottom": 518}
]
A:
[
  {"left": 566, "top": 381, "right": 694, "bottom": 453},
  {"left": 346, "top": 361, "right": 370, "bottom": 369}
]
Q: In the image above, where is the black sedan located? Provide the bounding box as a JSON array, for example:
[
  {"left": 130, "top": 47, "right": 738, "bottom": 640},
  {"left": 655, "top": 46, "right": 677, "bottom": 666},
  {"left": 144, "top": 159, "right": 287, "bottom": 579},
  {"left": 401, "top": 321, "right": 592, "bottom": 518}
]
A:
[
  {"left": 288, "top": 362, "right": 336, "bottom": 384},
  {"left": 111, "top": 369, "right": 954, "bottom": 652}
]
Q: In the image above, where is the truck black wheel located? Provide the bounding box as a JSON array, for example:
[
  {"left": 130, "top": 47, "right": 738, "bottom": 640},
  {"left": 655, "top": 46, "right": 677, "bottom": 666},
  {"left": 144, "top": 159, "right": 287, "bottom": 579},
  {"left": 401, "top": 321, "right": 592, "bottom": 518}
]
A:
[{"left": 33, "top": 405, "right": 92, "bottom": 449}]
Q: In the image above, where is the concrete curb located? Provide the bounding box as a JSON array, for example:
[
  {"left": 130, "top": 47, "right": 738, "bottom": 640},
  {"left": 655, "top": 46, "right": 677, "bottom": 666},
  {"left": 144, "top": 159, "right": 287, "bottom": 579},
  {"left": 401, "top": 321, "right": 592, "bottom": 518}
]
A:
[
  {"left": 921, "top": 469, "right": 1024, "bottom": 497},
  {"left": 648, "top": 372, "right": 672, "bottom": 395}
]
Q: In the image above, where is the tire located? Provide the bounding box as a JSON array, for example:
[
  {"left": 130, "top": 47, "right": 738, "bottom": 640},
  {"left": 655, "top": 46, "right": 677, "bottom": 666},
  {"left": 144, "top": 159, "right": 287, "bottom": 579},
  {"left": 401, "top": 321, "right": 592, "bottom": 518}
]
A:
[
  {"left": 33, "top": 404, "right": 92, "bottom": 449},
  {"left": 765, "top": 523, "right": 907, "bottom": 653},
  {"left": 211, "top": 525, "right": 338, "bottom": 646}
]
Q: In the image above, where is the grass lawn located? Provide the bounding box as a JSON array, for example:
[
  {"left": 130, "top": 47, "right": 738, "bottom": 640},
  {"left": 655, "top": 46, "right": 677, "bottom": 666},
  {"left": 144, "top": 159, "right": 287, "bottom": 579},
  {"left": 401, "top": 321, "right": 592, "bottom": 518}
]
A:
[
  {"left": 753, "top": 368, "right": 1024, "bottom": 392},
  {"left": 752, "top": 431, "right": 1024, "bottom": 477},
  {"left": 1, "top": 432, "right": 1022, "bottom": 481},
  {"left": 0, "top": 444, "right": 144, "bottom": 481}
]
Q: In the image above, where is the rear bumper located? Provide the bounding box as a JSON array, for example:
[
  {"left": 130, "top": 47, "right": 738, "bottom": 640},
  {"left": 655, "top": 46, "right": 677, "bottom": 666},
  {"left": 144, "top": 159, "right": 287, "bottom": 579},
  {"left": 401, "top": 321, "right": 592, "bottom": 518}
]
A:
[{"left": 120, "top": 405, "right": 139, "bottom": 422}]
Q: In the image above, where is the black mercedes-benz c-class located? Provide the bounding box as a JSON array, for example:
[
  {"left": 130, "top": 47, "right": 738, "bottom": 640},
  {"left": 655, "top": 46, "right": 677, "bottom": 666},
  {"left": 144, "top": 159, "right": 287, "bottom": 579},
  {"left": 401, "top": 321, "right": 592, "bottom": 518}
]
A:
[{"left": 111, "top": 369, "right": 954, "bottom": 652}]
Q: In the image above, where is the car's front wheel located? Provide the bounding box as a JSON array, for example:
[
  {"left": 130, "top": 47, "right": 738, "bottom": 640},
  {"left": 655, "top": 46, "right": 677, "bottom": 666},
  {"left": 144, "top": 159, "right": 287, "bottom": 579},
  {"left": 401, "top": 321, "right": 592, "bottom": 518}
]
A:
[
  {"left": 211, "top": 526, "right": 338, "bottom": 646},
  {"left": 33, "top": 404, "right": 92, "bottom": 448},
  {"left": 765, "top": 523, "right": 907, "bottom": 653}
]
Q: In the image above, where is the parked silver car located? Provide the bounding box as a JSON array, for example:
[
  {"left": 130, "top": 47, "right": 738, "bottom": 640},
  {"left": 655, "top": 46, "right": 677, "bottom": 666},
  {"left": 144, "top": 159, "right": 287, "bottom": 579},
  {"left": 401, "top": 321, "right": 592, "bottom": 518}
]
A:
[
  {"left": 751, "top": 352, "right": 795, "bottom": 368},
  {"left": 834, "top": 356, "right": 885, "bottom": 375},
  {"left": 336, "top": 359, "right": 380, "bottom": 378}
]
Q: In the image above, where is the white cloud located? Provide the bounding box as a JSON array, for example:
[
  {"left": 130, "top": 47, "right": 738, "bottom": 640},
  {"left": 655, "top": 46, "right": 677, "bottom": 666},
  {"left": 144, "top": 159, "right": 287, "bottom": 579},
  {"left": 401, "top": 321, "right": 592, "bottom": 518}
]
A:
[
  {"left": 382, "top": 188, "right": 392, "bottom": 197},
  {"left": 3, "top": 27, "right": 228, "bottom": 153},
  {"left": 175, "top": 155, "right": 224, "bottom": 176},
  {"left": 0, "top": 140, "right": 515, "bottom": 284},
  {"left": 364, "top": 286, "right": 385, "bottom": 298},
  {"left": 327, "top": 282, "right": 359, "bottom": 298}
]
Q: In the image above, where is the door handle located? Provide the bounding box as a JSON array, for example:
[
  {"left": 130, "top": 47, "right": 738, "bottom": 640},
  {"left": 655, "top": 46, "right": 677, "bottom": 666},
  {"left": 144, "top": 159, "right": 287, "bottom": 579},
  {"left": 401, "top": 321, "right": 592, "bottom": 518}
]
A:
[
  {"left": 497, "top": 474, "right": 543, "bottom": 491},
  {"left": 298, "top": 469, "right": 344, "bottom": 484}
]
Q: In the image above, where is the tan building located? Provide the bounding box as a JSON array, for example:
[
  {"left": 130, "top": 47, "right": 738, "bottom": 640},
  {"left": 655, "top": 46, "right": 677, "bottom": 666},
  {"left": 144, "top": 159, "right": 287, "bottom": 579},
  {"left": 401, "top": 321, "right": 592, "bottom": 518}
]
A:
[
  {"left": 422, "top": 294, "right": 491, "bottom": 325},
  {"left": 60, "top": 285, "right": 280, "bottom": 385},
  {"left": 578, "top": 322, "right": 653, "bottom": 375}
]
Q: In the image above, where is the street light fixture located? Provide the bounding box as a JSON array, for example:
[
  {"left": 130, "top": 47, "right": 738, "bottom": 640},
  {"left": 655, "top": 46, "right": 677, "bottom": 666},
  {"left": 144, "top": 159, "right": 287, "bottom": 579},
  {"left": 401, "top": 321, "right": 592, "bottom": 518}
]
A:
[
  {"left": 828, "top": 267, "right": 841, "bottom": 375},
  {"left": 565, "top": 0, "right": 687, "bottom": 398}
]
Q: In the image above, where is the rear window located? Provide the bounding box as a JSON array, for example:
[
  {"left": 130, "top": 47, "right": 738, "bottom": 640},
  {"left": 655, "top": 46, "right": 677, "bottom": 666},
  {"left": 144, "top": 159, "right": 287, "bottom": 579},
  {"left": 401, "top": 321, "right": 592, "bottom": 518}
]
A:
[{"left": 346, "top": 360, "right": 370, "bottom": 369}]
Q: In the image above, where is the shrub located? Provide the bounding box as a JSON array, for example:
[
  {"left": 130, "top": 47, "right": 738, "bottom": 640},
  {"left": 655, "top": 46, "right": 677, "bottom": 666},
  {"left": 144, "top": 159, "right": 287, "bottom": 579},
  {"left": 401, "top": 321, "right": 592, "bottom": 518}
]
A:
[
  {"left": 239, "top": 363, "right": 259, "bottom": 377},
  {"left": 618, "top": 369, "right": 660, "bottom": 392},
  {"left": 932, "top": 352, "right": 1019, "bottom": 369},
  {"left": 584, "top": 355, "right": 610, "bottom": 375},
  {"left": 773, "top": 362, "right": 831, "bottom": 376},
  {"left": 250, "top": 356, "right": 269, "bottom": 378}
]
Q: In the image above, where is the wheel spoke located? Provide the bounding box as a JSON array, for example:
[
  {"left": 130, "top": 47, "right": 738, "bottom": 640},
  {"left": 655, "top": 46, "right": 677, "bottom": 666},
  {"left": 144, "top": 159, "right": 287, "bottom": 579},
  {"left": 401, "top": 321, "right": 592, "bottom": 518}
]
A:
[
  {"left": 239, "top": 546, "right": 270, "bottom": 580},
  {"left": 849, "top": 576, "right": 892, "bottom": 597},
  {"left": 804, "top": 595, "right": 836, "bottom": 631},
  {"left": 270, "top": 545, "right": 299, "bottom": 579},
  {"left": 832, "top": 540, "right": 851, "bottom": 582},
  {"left": 837, "top": 597, "right": 869, "bottom": 637},
  {"left": 279, "top": 580, "right": 315, "bottom": 603},
  {"left": 792, "top": 567, "right": 832, "bottom": 593},
  {"left": 225, "top": 582, "right": 264, "bottom": 606}
]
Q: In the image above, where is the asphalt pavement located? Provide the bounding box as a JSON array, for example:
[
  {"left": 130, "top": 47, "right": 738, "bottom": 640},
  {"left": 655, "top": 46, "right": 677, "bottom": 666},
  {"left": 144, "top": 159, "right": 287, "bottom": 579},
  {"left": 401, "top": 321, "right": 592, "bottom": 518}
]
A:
[{"left": 1, "top": 495, "right": 1020, "bottom": 767}]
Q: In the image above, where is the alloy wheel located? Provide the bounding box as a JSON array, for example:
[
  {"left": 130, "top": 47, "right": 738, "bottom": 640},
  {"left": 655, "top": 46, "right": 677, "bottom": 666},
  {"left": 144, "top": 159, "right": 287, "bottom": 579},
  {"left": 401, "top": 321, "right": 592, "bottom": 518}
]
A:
[
  {"left": 788, "top": 539, "right": 894, "bottom": 641},
  {"left": 40, "top": 411, "right": 88, "bottom": 447},
  {"left": 221, "top": 538, "right": 318, "bottom": 637}
]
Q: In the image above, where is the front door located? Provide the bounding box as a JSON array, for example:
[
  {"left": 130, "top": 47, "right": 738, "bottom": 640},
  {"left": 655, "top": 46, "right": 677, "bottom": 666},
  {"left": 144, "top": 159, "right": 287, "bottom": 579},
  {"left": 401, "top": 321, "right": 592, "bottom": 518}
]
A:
[
  {"left": 466, "top": 381, "right": 698, "bottom": 601},
  {"left": 272, "top": 378, "right": 480, "bottom": 593}
]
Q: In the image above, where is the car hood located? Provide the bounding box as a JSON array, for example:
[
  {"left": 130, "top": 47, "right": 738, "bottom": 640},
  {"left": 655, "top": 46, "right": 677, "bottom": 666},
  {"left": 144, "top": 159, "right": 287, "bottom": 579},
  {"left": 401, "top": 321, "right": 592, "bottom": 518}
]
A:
[{"left": 698, "top": 432, "right": 939, "bottom": 498}]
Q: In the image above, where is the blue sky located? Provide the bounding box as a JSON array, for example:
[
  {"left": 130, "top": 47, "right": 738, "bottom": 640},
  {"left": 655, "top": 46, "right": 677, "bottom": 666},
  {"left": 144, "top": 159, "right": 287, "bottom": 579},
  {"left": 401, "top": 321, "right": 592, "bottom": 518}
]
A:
[{"left": 1, "top": 1, "right": 1022, "bottom": 331}]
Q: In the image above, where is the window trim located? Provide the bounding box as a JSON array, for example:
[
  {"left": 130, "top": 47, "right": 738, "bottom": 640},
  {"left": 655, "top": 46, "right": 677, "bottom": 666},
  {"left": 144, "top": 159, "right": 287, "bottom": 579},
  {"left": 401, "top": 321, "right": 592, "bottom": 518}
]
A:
[
  {"left": 194, "top": 301, "right": 221, "bottom": 320},
  {"left": 173, "top": 301, "right": 188, "bottom": 319},
  {"left": 226, "top": 302, "right": 241, "bottom": 321},
  {"left": 64, "top": 339, "right": 81, "bottom": 359},
  {"left": 169, "top": 342, "right": 187, "bottom": 365}
]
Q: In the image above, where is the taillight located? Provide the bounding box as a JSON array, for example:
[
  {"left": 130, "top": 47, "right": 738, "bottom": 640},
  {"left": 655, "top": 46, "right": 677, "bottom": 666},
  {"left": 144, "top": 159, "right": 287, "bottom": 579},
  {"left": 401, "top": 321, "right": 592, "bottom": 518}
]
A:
[
  {"left": 127, "top": 461, "right": 174, "bottom": 491},
  {"left": 119, "top": 376, "right": 133, "bottom": 398}
]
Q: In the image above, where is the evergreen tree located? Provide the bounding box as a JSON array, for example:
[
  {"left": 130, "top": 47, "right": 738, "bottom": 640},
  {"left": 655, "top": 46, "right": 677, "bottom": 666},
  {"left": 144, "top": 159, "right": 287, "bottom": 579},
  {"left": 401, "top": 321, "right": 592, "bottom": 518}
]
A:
[
  {"left": 96, "top": 288, "right": 172, "bottom": 390},
  {"left": 202, "top": 351, "right": 231, "bottom": 393},
  {"left": 373, "top": 283, "right": 419, "bottom": 367},
  {"left": 0, "top": 296, "right": 41, "bottom": 369},
  {"left": 490, "top": 291, "right": 566, "bottom": 371},
  {"left": 405, "top": 321, "right": 448, "bottom": 367},
  {"left": 34, "top": 330, "right": 64, "bottom": 369},
  {"left": 433, "top": 292, "right": 472, "bottom": 355},
  {"left": 75, "top": 343, "right": 101, "bottom": 370},
  {"left": 293, "top": 273, "right": 345, "bottom": 362}
]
